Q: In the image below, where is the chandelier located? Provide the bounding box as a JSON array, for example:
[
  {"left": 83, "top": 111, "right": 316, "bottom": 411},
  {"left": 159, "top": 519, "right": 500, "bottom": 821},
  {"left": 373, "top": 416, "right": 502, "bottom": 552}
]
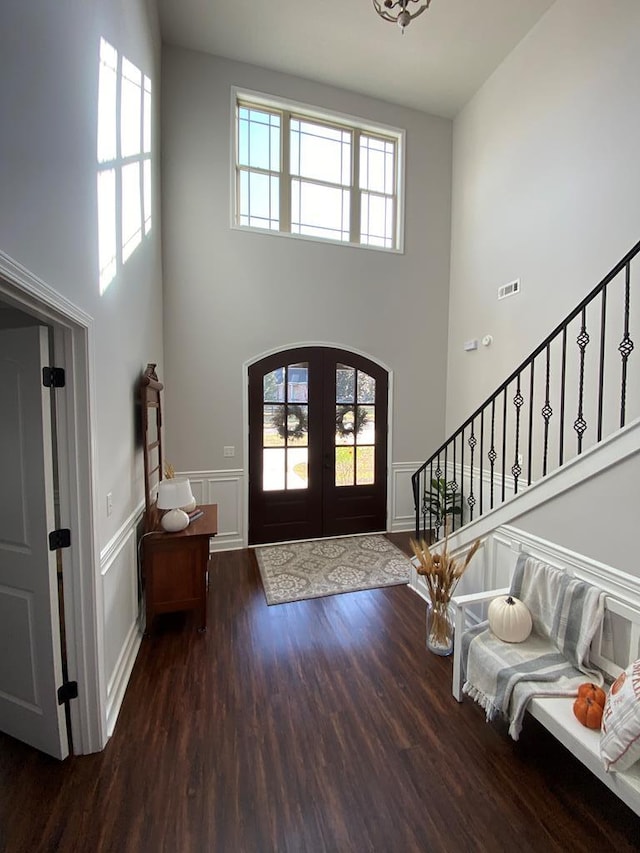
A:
[{"left": 372, "top": 0, "right": 433, "bottom": 34}]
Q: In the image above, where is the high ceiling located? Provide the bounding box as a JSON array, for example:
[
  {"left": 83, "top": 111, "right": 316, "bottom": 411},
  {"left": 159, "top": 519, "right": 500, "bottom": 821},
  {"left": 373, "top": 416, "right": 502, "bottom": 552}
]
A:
[{"left": 157, "top": 0, "right": 556, "bottom": 118}]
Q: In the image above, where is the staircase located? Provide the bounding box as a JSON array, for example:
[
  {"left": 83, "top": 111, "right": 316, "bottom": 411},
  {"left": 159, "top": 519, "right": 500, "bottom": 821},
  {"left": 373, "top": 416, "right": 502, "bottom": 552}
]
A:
[{"left": 412, "top": 239, "right": 639, "bottom": 543}]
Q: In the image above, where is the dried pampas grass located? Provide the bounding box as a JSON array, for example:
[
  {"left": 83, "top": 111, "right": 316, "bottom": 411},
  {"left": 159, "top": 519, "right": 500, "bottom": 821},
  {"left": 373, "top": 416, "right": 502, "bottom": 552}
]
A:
[{"left": 410, "top": 536, "right": 481, "bottom": 608}]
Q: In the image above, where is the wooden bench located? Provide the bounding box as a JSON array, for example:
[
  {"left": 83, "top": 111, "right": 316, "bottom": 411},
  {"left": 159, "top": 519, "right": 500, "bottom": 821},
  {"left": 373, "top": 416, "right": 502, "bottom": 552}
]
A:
[{"left": 451, "top": 559, "right": 640, "bottom": 817}]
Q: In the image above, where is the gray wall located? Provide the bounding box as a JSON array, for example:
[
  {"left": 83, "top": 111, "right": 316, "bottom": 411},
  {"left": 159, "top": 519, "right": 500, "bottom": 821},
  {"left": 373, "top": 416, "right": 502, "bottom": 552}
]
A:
[
  {"left": 0, "top": 0, "right": 163, "bottom": 729},
  {"left": 447, "top": 0, "right": 640, "bottom": 433},
  {"left": 0, "top": 0, "right": 163, "bottom": 545},
  {"left": 161, "top": 50, "right": 453, "bottom": 475},
  {"left": 512, "top": 440, "right": 640, "bottom": 578}
]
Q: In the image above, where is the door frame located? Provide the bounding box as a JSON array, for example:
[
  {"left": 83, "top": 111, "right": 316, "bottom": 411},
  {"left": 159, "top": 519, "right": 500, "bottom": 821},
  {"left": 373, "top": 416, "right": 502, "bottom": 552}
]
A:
[
  {"left": 0, "top": 250, "right": 105, "bottom": 754},
  {"left": 243, "top": 341, "right": 394, "bottom": 547}
]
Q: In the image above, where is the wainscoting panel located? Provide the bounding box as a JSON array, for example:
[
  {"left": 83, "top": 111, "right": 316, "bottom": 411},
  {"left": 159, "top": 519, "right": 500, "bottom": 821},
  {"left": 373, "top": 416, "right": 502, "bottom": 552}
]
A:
[
  {"left": 390, "top": 462, "right": 422, "bottom": 533},
  {"left": 177, "top": 470, "right": 244, "bottom": 551},
  {"left": 409, "top": 524, "right": 640, "bottom": 627},
  {"left": 99, "top": 503, "right": 144, "bottom": 736}
]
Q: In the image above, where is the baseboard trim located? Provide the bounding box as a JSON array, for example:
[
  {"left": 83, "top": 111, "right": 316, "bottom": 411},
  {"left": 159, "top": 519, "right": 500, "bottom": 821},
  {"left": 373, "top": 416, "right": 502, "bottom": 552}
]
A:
[{"left": 105, "top": 621, "right": 142, "bottom": 737}]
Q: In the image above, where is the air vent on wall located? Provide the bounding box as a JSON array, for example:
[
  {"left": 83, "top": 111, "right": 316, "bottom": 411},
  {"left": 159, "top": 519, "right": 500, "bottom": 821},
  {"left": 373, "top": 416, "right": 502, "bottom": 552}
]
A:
[{"left": 498, "top": 279, "right": 520, "bottom": 300}]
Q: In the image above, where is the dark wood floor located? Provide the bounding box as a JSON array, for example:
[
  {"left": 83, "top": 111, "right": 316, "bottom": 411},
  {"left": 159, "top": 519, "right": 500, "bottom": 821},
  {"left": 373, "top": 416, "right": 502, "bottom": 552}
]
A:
[{"left": 1, "top": 540, "right": 638, "bottom": 852}]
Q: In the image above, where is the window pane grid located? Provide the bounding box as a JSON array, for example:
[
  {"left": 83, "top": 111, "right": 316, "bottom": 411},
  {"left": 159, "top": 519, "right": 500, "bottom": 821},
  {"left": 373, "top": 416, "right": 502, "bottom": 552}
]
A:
[
  {"left": 235, "top": 95, "right": 402, "bottom": 251},
  {"left": 291, "top": 179, "right": 350, "bottom": 242},
  {"left": 290, "top": 118, "right": 351, "bottom": 187},
  {"left": 361, "top": 191, "right": 395, "bottom": 249}
]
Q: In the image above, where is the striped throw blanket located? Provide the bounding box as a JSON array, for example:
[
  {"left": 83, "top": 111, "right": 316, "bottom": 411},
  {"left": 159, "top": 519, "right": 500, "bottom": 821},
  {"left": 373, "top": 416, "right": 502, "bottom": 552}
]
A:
[{"left": 462, "top": 554, "right": 605, "bottom": 740}]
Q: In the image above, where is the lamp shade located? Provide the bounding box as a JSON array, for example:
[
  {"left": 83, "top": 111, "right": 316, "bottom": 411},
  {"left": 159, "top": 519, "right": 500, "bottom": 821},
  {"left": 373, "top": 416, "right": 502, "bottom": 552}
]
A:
[
  {"left": 156, "top": 478, "right": 194, "bottom": 510},
  {"left": 156, "top": 478, "right": 195, "bottom": 532}
]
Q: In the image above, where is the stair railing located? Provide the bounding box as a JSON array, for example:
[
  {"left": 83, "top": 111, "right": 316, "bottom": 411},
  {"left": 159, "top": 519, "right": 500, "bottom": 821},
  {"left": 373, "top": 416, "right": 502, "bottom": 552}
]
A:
[{"left": 413, "top": 239, "right": 639, "bottom": 541}]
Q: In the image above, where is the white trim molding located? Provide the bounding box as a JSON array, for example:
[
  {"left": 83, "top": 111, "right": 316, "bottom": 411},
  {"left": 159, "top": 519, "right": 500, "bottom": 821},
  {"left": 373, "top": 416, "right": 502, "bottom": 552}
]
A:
[
  {"left": 180, "top": 458, "right": 416, "bottom": 547},
  {"left": 390, "top": 461, "right": 423, "bottom": 532},
  {"left": 99, "top": 501, "right": 145, "bottom": 736}
]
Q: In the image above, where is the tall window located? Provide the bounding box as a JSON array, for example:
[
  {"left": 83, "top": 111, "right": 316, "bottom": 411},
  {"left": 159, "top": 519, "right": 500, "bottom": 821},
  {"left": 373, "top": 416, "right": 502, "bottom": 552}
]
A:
[
  {"left": 234, "top": 91, "right": 404, "bottom": 252},
  {"left": 97, "top": 38, "right": 152, "bottom": 294}
]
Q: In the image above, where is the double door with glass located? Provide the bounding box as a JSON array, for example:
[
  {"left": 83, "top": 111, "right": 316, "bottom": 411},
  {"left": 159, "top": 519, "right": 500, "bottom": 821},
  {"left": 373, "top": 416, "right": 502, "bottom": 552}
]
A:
[{"left": 248, "top": 347, "right": 388, "bottom": 545}]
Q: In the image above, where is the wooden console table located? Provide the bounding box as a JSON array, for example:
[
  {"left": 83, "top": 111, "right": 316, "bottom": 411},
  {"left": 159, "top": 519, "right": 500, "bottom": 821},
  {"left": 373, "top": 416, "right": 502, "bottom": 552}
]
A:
[{"left": 143, "top": 503, "right": 218, "bottom": 633}]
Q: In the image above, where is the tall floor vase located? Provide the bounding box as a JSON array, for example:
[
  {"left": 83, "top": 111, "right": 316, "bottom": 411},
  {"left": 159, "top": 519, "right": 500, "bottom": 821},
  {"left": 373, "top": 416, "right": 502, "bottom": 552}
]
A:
[{"left": 426, "top": 599, "right": 454, "bottom": 656}]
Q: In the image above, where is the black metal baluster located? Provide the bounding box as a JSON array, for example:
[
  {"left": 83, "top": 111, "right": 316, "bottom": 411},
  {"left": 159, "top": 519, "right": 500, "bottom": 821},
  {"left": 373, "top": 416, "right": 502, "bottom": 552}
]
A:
[
  {"left": 501, "top": 389, "right": 507, "bottom": 503},
  {"left": 512, "top": 376, "right": 524, "bottom": 495},
  {"left": 597, "top": 286, "right": 607, "bottom": 441},
  {"left": 444, "top": 442, "right": 449, "bottom": 532},
  {"left": 451, "top": 438, "right": 457, "bottom": 534},
  {"left": 435, "top": 455, "right": 443, "bottom": 539},
  {"left": 460, "top": 427, "right": 465, "bottom": 532},
  {"left": 619, "top": 262, "right": 634, "bottom": 428},
  {"left": 574, "top": 308, "right": 590, "bottom": 454},
  {"left": 479, "top": 409, "right": 484, "bottom": 516},
  {"left": 467, "top": 420, "right": 476, "bottom": 521},
  {"left": 542, "top": 343, "right": 552, "bottom": 477},
  {"left": 527, "top": 361, "right": 534, "bottom": 486},
  {"left": 428, "top": 462, "right": 433, "bottom": 539},
  {"left": 489, "top": 399, "right": 496, "bottom": 509},
  {"left": 559, "top": 327, "right": 567, "bottom": 466}
]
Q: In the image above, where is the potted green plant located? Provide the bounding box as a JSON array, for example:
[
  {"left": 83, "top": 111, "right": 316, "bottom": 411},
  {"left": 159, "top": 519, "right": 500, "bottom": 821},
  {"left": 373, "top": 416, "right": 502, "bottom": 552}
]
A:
[{"left": 421, "top": 478, "right": 463, "bottom": 540}]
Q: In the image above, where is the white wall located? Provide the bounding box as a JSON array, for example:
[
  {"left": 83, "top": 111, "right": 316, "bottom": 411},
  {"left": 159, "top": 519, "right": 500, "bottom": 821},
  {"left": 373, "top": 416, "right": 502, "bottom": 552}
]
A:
[
  {"left": 447, "top": 0, "right": 640, "bottom": 434},
  {"left": 0, "top": 0, "right": 163, "bottom": 739},
  {"left": 161, "top": 50, "right": 453, "bottom": 524}
]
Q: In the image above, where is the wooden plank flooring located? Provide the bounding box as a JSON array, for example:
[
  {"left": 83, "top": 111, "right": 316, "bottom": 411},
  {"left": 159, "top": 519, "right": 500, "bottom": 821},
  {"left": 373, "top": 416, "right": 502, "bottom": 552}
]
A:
[{"left": 1, "top": 542, "right": 638, "bottom": 852}]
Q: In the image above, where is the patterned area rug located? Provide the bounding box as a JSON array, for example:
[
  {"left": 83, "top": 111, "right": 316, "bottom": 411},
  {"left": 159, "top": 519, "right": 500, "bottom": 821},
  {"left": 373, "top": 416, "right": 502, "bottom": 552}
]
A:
[{"left": 254, "top": 535, "right": 411, "bottom": 605}]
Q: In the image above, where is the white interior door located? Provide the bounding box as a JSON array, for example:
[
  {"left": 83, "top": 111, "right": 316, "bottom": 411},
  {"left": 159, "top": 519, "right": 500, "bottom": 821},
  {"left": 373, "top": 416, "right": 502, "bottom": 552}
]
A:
[{"left": 0, "top": 325, "right": 68, "bottom": 759}]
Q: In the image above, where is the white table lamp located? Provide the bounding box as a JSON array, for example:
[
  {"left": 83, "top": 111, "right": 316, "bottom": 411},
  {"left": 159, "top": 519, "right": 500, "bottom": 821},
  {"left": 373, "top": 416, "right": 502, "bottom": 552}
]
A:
[{"left": 156, "top": 478, "right": 195, "bottom": 532}]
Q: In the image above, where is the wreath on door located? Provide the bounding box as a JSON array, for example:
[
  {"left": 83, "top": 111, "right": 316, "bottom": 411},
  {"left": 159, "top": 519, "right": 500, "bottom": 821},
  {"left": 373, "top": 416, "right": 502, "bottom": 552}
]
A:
[
  {"left": 271, "top": 404, "right": 308, "bottom": 440},
  {"left": 335, "top": 405, "right": 368, "bottom": 438}
]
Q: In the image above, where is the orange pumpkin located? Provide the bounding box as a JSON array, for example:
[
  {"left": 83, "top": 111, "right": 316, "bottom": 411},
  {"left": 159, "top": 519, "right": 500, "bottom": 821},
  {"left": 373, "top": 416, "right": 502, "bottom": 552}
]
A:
[
  {"left": 577, "top": 682, "right": 606, "bottom": 708},
  {"left": 573, "top": 696, "right": 604, "bottom": 729}
]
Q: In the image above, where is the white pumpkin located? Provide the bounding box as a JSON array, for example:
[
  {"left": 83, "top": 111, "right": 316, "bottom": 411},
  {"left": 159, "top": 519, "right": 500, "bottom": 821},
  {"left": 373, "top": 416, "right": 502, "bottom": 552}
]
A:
[{"left": 488, "top": 595, "right": 532, "bottom": 643}]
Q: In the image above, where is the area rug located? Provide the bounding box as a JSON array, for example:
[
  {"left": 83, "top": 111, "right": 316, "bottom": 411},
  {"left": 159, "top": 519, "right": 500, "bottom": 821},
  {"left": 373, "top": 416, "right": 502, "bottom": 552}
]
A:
[{"left": 254, "top": 535, "right": 412, "bottom": 605}]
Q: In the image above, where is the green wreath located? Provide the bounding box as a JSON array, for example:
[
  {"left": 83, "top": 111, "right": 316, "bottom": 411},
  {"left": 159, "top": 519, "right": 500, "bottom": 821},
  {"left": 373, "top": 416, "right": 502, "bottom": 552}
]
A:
[
  {"left": 271, "top": 404, "right": 308, "bottom": 441},
  {"left": 335, "top": 405, "right": 368, "bottom": 438}
]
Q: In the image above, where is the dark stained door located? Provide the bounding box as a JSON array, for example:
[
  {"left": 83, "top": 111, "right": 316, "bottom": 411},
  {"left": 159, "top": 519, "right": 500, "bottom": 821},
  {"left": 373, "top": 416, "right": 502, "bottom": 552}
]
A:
[{"left": 248, "top": 347, "right": 388, "bottom": 545}]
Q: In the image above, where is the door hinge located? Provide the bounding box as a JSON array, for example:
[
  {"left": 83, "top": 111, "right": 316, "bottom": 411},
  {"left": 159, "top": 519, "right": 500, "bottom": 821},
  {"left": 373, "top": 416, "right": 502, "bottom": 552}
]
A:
[
  {"left": 42, "top": 366, "right": 66, "bottom": 388},
  {"left": 49, "top": 528, "right": 71, "bottom": 550},
  {"left": 57, "top": 681, "right": 78, "bottom": 705}
]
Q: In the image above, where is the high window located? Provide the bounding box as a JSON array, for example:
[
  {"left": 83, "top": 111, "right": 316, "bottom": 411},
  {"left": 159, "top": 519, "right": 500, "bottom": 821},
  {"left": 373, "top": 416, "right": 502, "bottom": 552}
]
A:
[
  {"left": 233, "top": 90, "right": 404, "bottom": 252},
  {"left": 97, "top": 38, "right": 152, "bottom": 294}
]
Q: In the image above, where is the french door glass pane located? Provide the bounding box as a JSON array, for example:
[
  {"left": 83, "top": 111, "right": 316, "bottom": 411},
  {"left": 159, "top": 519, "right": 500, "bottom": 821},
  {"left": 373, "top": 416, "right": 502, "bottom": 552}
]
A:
[
  {"left": 335, "top": 405, "right": 355, "bottom": 446},
  {"left": 286, "top": 404, "right": 308, "bottom": 447},
  {"left": 264, "top": 368, "right": 285, "bottom": 402},
  {"left": 357, "top": 370, "right": 375, "bottom": 403},
  {"left": 287, "top": 362, "right": 308, "bottom": 402},
  {"left": 335, "top": 446, "right": 354, "bottom": 487},
  {"left": 263, "top": 405, "right": 284, "bottom": 447},
  {"left": 356, "top": 446, "right": 375, "bottom": 485},
  {"left": 262, "top": 364, "right": 309, "bottom": 491},
  {"left": 263, "top": 448, "right": 285, "bottom": 491},
  {"left": 287, "top": 447, "right": 308, "bottom": 489},
  {"left": 336, "top": 365, "right": 355, "bottom": 403},
  {"left": 356, "top": 406, "right": 375, "bottom": 445}
]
